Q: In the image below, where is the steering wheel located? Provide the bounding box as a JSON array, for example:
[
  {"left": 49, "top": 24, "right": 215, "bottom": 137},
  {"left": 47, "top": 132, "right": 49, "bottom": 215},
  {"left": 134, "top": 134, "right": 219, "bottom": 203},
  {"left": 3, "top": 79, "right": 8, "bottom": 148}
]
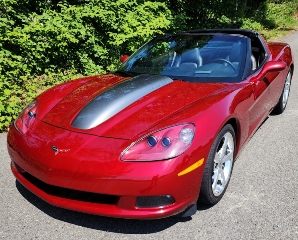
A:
[{"left": 210, "top": 58, "right": 236, "bottom": 71}]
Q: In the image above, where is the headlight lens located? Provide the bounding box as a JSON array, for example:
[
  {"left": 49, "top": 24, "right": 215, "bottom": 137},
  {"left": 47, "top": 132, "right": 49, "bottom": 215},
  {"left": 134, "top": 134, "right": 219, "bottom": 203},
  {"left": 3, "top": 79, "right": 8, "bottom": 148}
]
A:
[
  {"left": 14, "top": 100, "right": 38, "bottom": 134},
  {"left": 121, "top": 123, "right": 195, "bottom": 161}
]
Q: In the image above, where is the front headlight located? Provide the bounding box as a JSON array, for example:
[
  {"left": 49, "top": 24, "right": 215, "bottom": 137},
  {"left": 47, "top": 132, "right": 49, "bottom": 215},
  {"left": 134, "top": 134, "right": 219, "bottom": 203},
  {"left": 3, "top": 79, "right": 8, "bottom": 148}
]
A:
[
  {"left": 14, "top": 99, "right": 38, "bottom": 134},
  {"left": 121, "top": 123, "right": 195, "bottom": 161}
]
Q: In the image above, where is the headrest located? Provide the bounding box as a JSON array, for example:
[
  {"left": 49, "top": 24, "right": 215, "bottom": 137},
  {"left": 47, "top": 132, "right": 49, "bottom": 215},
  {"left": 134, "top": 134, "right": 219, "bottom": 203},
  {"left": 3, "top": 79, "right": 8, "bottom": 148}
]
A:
[{"left": 180, "top": 48, "right": 202, "bottom": 67}]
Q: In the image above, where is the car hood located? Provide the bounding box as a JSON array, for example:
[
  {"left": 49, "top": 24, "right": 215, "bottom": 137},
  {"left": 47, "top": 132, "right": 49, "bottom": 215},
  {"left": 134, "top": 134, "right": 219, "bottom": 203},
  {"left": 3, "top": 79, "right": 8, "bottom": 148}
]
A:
[{"left": 42, "top": 74, "right": 231, "bottom": 139}]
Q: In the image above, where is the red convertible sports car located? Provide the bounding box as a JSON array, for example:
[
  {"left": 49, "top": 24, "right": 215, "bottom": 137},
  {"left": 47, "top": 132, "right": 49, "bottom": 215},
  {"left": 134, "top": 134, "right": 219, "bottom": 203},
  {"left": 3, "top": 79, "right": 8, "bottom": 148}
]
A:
[{"left": 8, "top": 29, "right": 293, "bottom": 219}]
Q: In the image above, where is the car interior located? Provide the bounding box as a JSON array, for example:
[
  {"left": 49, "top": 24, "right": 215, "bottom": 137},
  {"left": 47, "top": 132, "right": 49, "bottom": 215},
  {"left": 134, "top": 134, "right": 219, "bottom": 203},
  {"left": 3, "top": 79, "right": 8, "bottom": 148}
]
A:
[
  {"left": 161, "top": 40, "right": 245, "bottom": 79},
  {"left": 120, "top": 31, "right": 268, "bottom": 82},
  {"left": 165, "top": 39, "right": 266, "bottom": 74}
]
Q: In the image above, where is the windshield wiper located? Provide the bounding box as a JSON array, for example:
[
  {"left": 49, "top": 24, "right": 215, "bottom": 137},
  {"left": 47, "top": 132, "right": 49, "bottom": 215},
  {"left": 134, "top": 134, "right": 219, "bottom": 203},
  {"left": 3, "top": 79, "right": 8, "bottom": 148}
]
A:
[{"left": 112, "top": 70, "right": 139, "bottom": 77}]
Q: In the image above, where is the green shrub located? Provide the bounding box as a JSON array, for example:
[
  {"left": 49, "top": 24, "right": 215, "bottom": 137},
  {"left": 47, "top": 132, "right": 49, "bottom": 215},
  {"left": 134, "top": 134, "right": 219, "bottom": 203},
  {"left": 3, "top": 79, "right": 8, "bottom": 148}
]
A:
[
  {"left": 241, "top": 18, "right": 264, "bottom": 31},
  {"left": 0, "top": 70, "right": 82, "bottom": 130},
  {"left": 0, "top": 0, "right": 171, "bottom": 131}
]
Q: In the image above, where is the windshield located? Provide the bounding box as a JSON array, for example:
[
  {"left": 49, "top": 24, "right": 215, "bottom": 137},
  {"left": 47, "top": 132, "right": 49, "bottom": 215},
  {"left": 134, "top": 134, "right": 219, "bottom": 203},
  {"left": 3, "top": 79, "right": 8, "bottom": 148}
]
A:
[{"left": 118, "top": 34, "right": 248, "bottom": 83}]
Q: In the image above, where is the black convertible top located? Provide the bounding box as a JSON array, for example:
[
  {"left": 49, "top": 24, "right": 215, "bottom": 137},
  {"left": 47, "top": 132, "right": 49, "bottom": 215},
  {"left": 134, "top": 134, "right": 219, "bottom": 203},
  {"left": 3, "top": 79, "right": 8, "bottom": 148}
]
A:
[{"left": 180, "top": 29, "right": 259, "bottom": 39}]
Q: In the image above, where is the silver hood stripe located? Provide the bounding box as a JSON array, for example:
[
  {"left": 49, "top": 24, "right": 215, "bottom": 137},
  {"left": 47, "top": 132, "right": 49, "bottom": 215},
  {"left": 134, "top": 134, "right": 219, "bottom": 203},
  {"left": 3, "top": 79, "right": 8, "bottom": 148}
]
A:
[{"left": 71, "top": 74, "right": 173, "bottom": 129}]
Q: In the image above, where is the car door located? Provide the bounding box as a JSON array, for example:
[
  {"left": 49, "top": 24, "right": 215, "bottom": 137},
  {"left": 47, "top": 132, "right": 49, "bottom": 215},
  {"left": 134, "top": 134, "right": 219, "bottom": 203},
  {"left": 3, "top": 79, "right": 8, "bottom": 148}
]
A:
[{"left": 248, "top": 71, "right": 272, "bottom": 133}]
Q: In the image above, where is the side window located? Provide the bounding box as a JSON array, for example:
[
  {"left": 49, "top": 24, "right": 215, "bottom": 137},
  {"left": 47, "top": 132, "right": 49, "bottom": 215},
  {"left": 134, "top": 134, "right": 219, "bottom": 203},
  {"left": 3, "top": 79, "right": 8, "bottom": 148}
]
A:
[{"left": 251, "top": 37, "right": 267, "bottom": 72}]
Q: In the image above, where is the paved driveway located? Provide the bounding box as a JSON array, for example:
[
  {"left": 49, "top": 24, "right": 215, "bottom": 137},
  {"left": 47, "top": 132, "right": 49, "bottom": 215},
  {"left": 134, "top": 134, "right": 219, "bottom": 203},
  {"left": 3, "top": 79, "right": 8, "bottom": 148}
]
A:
[{"left": 1, "top": 31, "right": 298, "bottom": 239}]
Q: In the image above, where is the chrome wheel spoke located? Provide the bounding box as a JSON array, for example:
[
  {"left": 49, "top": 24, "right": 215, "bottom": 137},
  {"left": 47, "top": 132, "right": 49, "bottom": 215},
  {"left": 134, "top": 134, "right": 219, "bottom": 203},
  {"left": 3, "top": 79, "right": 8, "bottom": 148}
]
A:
[
  {"left": 219, "top": 167, "right": 227, "bottom": 186},
  {"left": 222, "top": 135, "right": 229, "bottom": 152},
  {"left": 214, "top": 152, "right": 221, "bottom": 163},
  {"left": 220, "top": 151, "right": 233, "bottom": 163},
  {"left": 218, "top": 135, "right": 228, "bottom": 157},
  {"left": 212, "top": 167, "right": 219, "bottom": 191}
]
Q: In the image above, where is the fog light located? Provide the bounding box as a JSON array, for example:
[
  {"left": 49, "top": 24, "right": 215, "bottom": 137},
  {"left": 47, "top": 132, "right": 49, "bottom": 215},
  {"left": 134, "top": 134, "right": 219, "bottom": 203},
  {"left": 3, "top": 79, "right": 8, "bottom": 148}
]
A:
[{"left": 136, "top": 195, "right": 175, "bottom": 208}]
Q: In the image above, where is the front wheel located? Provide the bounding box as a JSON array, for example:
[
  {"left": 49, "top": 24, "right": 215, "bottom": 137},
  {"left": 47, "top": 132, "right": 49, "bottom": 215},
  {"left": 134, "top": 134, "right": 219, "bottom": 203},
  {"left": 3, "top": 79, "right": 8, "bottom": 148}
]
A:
[
  {"left": 272, "top": 69, "right": 292, "bottom": 114},
  {"left": 199, "top": 124, "right": 236, "bottom": 205}
]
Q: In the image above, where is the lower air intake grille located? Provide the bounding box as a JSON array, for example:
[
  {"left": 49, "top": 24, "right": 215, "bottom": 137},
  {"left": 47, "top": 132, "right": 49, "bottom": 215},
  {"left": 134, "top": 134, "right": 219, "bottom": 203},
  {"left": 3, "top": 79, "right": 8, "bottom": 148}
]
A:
[{"left": 21, "top": 171, "right": 120, "bottom": 205}]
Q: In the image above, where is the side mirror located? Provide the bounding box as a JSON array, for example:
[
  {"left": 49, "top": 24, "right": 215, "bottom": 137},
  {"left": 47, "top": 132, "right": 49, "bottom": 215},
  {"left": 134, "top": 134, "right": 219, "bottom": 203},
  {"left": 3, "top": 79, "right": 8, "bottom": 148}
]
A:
[
  {"left": 120, "top": 55, "right": 130, "bottom": 63},
  {"left": 258, "top": 61, "right": 286, "bottom": 79}
]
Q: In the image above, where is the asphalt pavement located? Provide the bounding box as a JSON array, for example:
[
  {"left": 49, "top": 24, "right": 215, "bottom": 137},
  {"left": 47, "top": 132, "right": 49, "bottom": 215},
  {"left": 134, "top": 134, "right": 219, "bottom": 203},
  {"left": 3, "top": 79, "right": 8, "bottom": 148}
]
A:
[{"left": 1, "top": 31, "right": 298, "bottom": 239}]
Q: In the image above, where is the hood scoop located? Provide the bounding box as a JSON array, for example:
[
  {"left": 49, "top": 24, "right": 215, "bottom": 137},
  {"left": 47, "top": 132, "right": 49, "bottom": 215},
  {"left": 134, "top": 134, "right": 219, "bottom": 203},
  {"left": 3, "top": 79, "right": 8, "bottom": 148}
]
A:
[{"left": 71, "top": 74, "right": 173, "bottom": 129}]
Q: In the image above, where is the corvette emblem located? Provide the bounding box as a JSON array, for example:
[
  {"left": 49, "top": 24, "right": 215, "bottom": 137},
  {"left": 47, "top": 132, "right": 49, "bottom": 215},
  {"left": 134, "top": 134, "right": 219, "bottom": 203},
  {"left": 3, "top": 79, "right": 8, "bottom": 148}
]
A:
[{"left": 51, "top": 145, "right": 70, "bottom": 155}]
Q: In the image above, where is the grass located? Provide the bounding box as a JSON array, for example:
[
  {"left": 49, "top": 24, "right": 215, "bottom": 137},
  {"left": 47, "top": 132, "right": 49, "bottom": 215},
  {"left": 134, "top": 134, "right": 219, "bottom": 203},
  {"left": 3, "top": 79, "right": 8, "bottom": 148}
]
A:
[
  {"left": 242, "top": 2, "right": 298, "bottom": 40},
  {"left": 263, "top": 6, "right": 298, "bottom": 40}
]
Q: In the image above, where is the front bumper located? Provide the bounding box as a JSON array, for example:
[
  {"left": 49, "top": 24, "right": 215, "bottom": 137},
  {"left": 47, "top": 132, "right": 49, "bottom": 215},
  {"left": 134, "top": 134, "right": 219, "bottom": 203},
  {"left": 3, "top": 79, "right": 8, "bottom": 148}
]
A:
[
  {"left": 7, "top": 122, "right": 206, "bottom": 219},
  {"left": 11, "top": 161, "right": 195, "bottom": 219}
]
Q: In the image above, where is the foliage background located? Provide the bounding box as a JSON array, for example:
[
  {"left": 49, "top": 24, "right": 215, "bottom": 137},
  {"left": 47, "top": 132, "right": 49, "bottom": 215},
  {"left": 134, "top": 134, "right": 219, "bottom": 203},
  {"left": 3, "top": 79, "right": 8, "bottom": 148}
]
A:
[{"left": 0, "top": 0, "right": 298, "bottom": 131}]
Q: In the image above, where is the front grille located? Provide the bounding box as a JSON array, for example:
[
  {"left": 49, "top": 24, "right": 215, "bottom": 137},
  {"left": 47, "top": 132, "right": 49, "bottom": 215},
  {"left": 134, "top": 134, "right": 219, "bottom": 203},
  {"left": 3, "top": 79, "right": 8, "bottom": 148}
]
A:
[{"left": 20, "top": 171, "right": 120, "bottom": 205}]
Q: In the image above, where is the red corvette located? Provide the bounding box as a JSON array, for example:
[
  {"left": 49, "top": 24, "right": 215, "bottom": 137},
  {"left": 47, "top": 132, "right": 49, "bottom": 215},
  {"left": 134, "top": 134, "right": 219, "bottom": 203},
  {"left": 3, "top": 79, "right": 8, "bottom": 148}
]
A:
[{"left": 7, "top": 29, "right": 293, "bottom": 219}]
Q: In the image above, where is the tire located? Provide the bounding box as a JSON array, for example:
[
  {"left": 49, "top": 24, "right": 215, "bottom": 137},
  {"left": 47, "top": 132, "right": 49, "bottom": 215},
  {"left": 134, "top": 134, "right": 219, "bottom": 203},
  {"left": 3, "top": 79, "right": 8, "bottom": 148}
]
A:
[
  {"left": 272, "top": 69, "right": 292, "bottom": 114},
  {"left": 199, "top": 124, "right": 236, "bottom": 205}
]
